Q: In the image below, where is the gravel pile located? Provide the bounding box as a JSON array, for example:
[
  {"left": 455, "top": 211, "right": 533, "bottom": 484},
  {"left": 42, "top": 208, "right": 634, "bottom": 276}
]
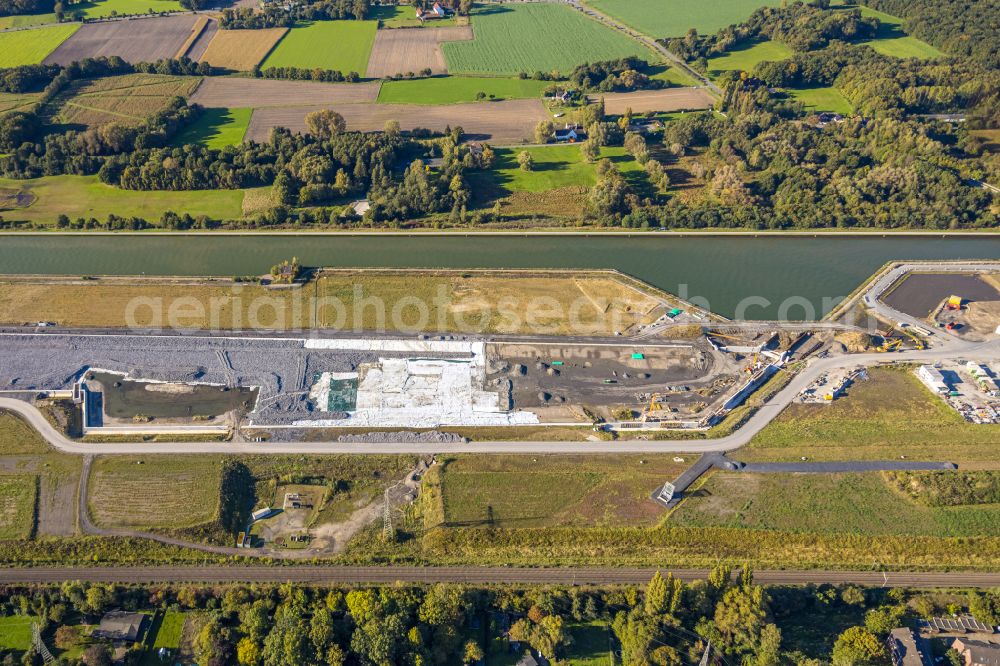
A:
[
  {"left": 0, "top": 333, "right": 474, "bottom": 426},
  {"left": 336, "top": 431, "right": 469, "bottom": 444}
]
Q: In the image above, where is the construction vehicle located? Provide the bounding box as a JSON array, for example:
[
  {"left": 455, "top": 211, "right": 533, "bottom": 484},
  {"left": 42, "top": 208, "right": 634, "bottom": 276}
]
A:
[
  {"left": 877, "top": 338, "right": 902, "bottom": 352},
  {"left": 901, "top": 328, "right": 926, "bottom": 350},
  {"left": 642, "top": 393, "right": 667, "bottom": 422}
]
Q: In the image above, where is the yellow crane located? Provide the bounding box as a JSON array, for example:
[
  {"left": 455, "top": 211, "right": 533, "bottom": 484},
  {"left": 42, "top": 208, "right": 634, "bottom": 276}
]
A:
[{"left": 642, "top": 393, "right": 667, "bottom": 422}]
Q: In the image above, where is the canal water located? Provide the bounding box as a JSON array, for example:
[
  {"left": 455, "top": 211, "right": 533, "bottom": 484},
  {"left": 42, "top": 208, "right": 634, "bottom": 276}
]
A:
[{"left": 1, "top": 235, "right": 998, "bottom": 319}]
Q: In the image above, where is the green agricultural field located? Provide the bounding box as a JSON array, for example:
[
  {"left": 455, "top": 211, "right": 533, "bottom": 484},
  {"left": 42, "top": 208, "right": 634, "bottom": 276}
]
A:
[
  {"left": 72, "top": 0, "right": 183, "bottom": 19},
  {"left": 376, "top": 76, "right": 549, "bottom": 105},
  {"left": 0, "top": 475, "right": 37, "bottom": 540},
  {"left": 743, "top": 367, "right": 1000, "bottom": 464},
  {"left": 706, "top": 40, "right": 792, "bottom": 77},
  {"left": 0, "top": 12, "right": 57, "bottom": 28},
  {"left": 0, "top": 616, "right": 34, "bottom": 651},
  {"left": 0, "top": 24, "right": 79, "bottom": 67},
  {"left": 443, "top": 4, "right": 651, "bottom": 76},
  {"left": 0, "top": 175, "right": 247, "bottom": 225},
  {"left": 647, "top": 63, "right": 698, "bottom": 87},
  {"left": 172, "top": 107, "right": 252, "bottom": 148},
  {"left": 481, "top": 145, "right": 650, "bottom": 194},
  {"left": 262, "top": 20, "right": 377, "bottom": 75},
  {"left": 369, "top": 4, "right": 456, "bottom": 28},
  {"left": 586, "top": 0, "right": 780, "bottom": 39},
  {"left": 429, "top": 455, "right": 685, "bottom": 528},
  {"left": 671, "top": 472, "right": 1000, "bottom": 537},
  {"left": 787, "top": 86, "right": 853, "bottom": 115},
  {"left": 857, "top": 6, "right": 942, "bottom": 59}
]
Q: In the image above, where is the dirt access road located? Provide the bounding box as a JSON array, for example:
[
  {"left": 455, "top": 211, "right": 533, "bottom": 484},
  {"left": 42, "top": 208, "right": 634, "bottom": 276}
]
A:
[{"left": 1, "top": 566, "right": 998, "bottom": 588}]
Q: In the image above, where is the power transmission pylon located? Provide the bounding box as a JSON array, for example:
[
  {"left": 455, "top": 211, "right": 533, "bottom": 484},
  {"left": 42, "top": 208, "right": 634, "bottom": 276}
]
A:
[{"left": 32, "top": 623, "right": 55, "bottom": 664}]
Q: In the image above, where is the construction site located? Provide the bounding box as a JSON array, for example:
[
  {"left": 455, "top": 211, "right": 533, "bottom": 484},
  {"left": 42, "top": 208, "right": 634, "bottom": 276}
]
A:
[{"left": 0, "top": 324, "right": 842, "bottom": 438}]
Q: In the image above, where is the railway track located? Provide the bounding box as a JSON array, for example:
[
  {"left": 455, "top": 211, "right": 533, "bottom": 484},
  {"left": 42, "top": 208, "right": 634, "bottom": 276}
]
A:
[{"left": 2, "top": 566, "right": 998, "bottom": 588}]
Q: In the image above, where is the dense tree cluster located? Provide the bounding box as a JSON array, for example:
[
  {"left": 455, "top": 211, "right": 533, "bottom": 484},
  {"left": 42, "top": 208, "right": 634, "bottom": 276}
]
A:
[
  {"left": 219, "top": 0, "right": 368, "bottom": 29},
  {"left": 862, "top": 0, "right": 1000, "bottom": 68},
  {"left": 608, "top": 108, "right": 997, "bottom": 230},
  {"left": 753, "top": 44, "right": 1000, "bottom": 122},
  {"left": 664, "top": 2, "right": 879, "bottom": 62},
  {"left": 0, "top": 0, "right": 50, "bottom": 16},
  {"left": 567, "top": 58, "right": 664, "bottom": 92}
]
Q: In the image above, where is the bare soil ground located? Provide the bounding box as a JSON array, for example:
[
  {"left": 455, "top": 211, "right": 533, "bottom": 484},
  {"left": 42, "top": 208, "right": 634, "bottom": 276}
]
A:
[
  {"left": 246, "top": 98, "right": 549, "bottom": 142},
  {"left": 883, "top": 273, "right": 1000, "bottom": 318},
  {"left": 591, "top": 88, "right": 714, "bottom": 114},
  {"left": 43, "top": 14, "right": 202, "bottom": 65},
  {"left": 182, "top": 16, "right": 218, "bottom": 61},
  {"left": 189, "top": 77, "right": 380, "bottom": 107},
  {"left": 366, "top": 25, "right": 473, "bottom": 78},
  {"left": 197, "top": 27, "right": 288, "bottom": 71}
]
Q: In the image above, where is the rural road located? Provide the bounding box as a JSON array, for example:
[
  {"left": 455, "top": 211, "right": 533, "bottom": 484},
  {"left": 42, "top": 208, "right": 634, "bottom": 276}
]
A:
[
  {"left": 2, "top": 340, "right": 997, "bottom": 455},
  {"left": 1, "top": 566, "right": 999, "bottom": 588}
]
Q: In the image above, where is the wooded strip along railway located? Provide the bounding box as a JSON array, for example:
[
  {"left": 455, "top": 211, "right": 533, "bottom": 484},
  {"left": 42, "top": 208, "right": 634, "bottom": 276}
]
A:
[{"left": 1, "top": 566, "right": 999, "bottom": 588}]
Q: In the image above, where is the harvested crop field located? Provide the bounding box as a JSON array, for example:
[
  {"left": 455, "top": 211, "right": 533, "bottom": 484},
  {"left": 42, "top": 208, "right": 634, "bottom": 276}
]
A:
[
  {"left": 0, "top": 23, "right": 79, "bottom": 67},
  {"left": 245, "top": 98, "right": 550, "bottom": 143},
  {"left": 189, "top": 77, "right": 380, "bottom": 108},
  {"left": 366, "top": 25, "right": 473, "bottom": 78},
  {"left": 0, "top": 93, "right": 40, "bottom": 116},
  {"left": 46, "top": 73, "right": 201, "bottom": 129},
  {"left": 178, "top": 15, "right": 217, "bottom": 61},
  {"left": 43, "top": 14, "right": 202, "bottom": 65},
  {"left": 197, "top": 27, "right": 288, "bottom": 71},
  {"left": 592, "top": 88, "right": 715, "bottom": 114}
]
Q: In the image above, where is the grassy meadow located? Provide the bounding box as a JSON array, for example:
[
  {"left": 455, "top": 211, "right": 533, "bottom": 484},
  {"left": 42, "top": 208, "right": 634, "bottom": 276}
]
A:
[
  {"left": 376, "top": 76, "right": 549, "bottom": 105},
  {"left": 0, "top": 174, "right": 246, "bottom": 225},
  {"left": 706, "top": 39, "right": 792, "bottom": 77},
  {"left": 443, "top": 4, "right": 650, "bottom": 76},
  {"left": 0, "top": 616, "right": 34, "bottom": 651},
  {"left": 427, "top": 455, "right": 687, "bottom": 529},
  {"left": 0, "top": 475, "right": 37, "bottom": 540},
  {"left": 477, "top": 145, "right": 652, "bottom": 194},
  {"left": 0, "top": 24, "right": 79, "bottom": 67},
  {"left": 586, "top": 0, "right": 780, "bottom": 38},
  {"left": 72, "top": 0, "right": 184, "bottom": 18},
  {"left": 172, "top": 107, "right": 252, "bottom": 148},
  {"left": 0, "top": 12, "right": 57, "bottom": 28},
  {"left": 88, "top": 456, "right": 224, "bottom": 530},
  {"left": 671, "top": 472, "right": 1000, "bottom": 537},
  {"left": 857, "top": 6, "right": 943, "bottom": 59},
  {"left": 262, "top": 20, "right": 377, "bottom": 75},
  {"left": 786, "top": 86, "right": 853, "bottom": 114},
  {"left": 743, "top": 367, "right": 1000, "bottom": 464}
]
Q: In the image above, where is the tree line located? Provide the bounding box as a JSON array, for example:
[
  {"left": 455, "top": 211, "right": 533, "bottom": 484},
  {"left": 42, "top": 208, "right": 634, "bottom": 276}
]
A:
[{"left": 1, "top": 569, "right": 998, "bottom": 666}]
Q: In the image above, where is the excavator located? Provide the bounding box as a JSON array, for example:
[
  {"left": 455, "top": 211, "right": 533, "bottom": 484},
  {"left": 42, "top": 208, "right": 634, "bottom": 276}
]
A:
[{"left": 642, "top": 392, "right": 667, "bottom": 422}]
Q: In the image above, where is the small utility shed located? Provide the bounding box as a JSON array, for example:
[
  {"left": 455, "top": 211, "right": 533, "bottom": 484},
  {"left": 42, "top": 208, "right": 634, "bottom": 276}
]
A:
[{"left": 91, "top": 611, "right": 147, "bottom": 642}]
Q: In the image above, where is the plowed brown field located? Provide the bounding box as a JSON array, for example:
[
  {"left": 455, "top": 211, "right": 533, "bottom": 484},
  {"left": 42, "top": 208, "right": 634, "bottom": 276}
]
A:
[
  {"left": 590, "top": 88, "right": 714, "bottom": 114},
  {"left": 189, "top": 77, "right": 381, "bottom": 107},
  {"left": 245, "top": 98, "right": 549, "bottom": 144},
  {"left": 366, "top": 25, "right": 473, "bottom": 78}
]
